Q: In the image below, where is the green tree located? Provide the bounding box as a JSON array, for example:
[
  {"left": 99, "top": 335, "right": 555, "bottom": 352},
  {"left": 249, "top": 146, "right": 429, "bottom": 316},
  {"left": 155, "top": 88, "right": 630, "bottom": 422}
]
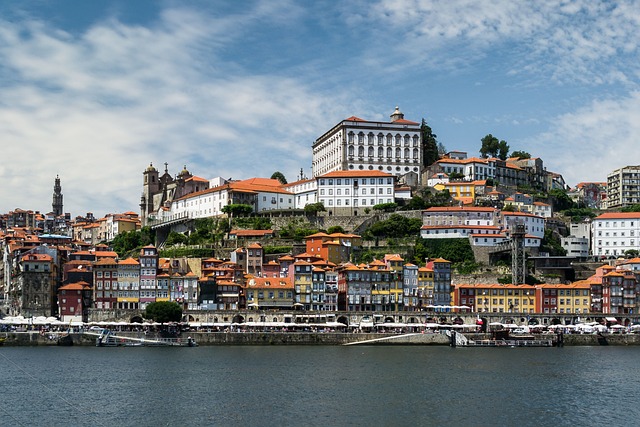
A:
[
  {"left": 624, "top": 249, "right": 640, "bottom": 258},
  {"left": 540, "top": 229, "right": 567, "bottom": 256},
  {"left": 365, "top": 214, "right": 422, "bottom": 238},
  {"left": 510, "top": 150, "right": 531, "bottom": 159},
  {"left": 327, "top": 225, "right": 345, "bottom": 234},
  {"left": 480, "top": 134, "right": 510, "bottom": 160},
  {"left": 270, "top": 171, "right": 288, "bottom": 185},
  {"left": 413, "top": 238, "right": 474, "bottom": 264},
  {"left": 548, "top": 189, "right": 574, "bottom": 212},
  {"left": 143, "top": 301, "right": 183, "bottom": 323},
  {"left": 400, "top": 196, "right": 428, "bottom": 211},
  {"left": 165, "top": 231, "right": 188, "bottom": 246},
  {"left": 621, "top": 204, "right": 640, "bottom": 212},
  {"left": 304, "top": 202, "right": 326, "bottom": 216},
  {"left": 372, "top": 202, "right": 398, "bottom": 212},
  {"left": 222, "top": 204, "right": 254, "bottom": 217},
  {"left": 111, "top": 227, "right": 154, "bottom": 257},
  {"left": 421, "top": 118, "right": 439, "bottom": 167}
]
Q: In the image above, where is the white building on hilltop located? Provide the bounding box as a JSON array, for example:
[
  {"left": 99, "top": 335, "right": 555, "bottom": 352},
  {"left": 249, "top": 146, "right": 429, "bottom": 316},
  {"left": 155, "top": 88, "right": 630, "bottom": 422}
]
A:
[{"left": 312, "top": 107, "right": 422, "bottom": 185}]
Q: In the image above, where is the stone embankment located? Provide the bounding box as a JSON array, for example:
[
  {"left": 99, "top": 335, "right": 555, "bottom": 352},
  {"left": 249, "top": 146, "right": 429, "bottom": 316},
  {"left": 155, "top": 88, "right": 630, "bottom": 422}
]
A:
[{"left": 3, "top": 331, "right": 640, "bottom": 346}]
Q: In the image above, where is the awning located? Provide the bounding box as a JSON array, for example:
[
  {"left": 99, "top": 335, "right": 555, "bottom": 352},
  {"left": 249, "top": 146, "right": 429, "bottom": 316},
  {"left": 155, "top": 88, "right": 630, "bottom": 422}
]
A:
[{"left": 605, "top": 317, "right": 618, "bottom": 322}]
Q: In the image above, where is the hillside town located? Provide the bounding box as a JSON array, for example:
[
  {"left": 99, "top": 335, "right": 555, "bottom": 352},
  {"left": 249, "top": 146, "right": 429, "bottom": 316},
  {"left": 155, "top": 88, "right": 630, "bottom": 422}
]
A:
[{"left": 2, "top": 107, "right": 640, "bottom": 325}]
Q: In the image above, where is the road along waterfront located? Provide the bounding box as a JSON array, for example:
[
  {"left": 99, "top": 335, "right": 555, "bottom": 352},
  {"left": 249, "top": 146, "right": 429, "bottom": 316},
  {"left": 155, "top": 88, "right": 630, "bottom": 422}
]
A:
[{"left": 1, "top": 345, "right": 639, "bottom": 427}]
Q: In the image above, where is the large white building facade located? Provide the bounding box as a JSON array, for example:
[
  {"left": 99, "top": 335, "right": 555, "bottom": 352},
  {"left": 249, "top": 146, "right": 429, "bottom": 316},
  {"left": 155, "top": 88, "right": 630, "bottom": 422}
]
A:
[
  {"left": 592, "top": 212, "right": 640, "bottom": 257},
  {"left": 317, "top": 170, "right": 395, "bottom": 216},
  {"left": 312, "top": 107, "right": 422, "bottom": 184}
]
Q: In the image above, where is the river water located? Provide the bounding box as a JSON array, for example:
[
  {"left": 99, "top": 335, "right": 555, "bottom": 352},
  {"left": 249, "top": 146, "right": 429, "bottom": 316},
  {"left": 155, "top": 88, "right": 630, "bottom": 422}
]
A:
[{"left": 1, "top": 345, "right": 638, "bottom": 427}]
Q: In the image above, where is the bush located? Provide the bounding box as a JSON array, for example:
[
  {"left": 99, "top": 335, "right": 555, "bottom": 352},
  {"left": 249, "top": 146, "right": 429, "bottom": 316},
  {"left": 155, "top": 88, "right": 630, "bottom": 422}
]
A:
[{"left": 143, "top": 301, "right": 183, "bottom": 323}]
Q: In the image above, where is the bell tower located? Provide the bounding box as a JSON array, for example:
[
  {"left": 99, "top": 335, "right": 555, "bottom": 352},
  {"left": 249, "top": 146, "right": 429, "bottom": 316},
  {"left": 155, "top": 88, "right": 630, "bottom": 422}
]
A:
[{"left": 52, "top": 175, "right": 63, "bottom": 216}]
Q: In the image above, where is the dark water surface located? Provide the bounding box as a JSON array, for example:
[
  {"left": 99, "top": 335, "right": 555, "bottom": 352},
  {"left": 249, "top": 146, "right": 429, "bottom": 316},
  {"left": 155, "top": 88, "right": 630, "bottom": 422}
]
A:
[{"left": 1, "top": 345, "right": 638, "bottom": 426}]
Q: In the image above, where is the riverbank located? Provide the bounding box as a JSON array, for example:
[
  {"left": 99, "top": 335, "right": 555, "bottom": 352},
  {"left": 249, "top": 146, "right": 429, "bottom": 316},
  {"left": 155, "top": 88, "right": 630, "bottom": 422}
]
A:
[{"left": 3, "top": 331, "right": 640, "bottom": 346}]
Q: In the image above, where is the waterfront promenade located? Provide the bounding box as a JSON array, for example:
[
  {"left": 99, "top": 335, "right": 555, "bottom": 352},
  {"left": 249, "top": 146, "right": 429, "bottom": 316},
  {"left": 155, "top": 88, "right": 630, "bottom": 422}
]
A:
[{"left": 4, "top": 330, "right": 640, "bottom": 346}]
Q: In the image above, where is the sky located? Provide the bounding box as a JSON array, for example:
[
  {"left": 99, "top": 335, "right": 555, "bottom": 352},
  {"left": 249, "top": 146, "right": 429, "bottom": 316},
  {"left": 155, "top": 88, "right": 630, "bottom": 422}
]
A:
[{"left": 1, "top": 0, "right": 639, "bottom": 218}]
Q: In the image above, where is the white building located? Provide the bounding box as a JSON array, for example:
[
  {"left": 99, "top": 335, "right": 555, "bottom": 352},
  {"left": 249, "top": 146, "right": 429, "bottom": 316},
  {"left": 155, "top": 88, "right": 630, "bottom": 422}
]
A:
[
  {"left": 434, "top": 156, "right": 496, "bottom": 182},
  {"left": 420, "top": 207, "right": 543, "bottom": 248},
  {"left": 282, "top": 178, "right": 317, "bottom": 209},
  {"left": 606, "top": 165, "right": 640, "bottom": 209},
  {"left": 561, "top": 236, "right": 590, "bottom": 257},
  {"left": 591, "top": 212, "right": 640, "bottom": 257},
  {"left": 162, "top": 178, "right": 294, "bottom": 221},
  {"left": 317, "top": 170, "right": 395, "bottom": 215},
  {"left": 532, "top": 201, "right": 553, "bottom": 218},
  {"left": 312, "top": 107, "right": 422, "bottom": 183}
]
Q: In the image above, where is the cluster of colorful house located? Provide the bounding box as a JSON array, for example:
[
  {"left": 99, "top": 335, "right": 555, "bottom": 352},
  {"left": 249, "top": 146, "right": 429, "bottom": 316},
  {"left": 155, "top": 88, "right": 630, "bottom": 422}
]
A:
[{"left": 4, "top": 221, "right": 640, "bottom": 324}]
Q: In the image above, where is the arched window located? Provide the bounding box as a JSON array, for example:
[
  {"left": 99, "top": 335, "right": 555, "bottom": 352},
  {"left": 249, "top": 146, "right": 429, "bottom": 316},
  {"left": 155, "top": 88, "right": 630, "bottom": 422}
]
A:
[
  {"left": 378, "top": 147, "right": 383, "bottom": 157},
  {"left": 348, "top": 145, "right": 354, "bottom": 156},
  {"left": 413, "top": 148, "right": 419, "bottom": 159},
  {"left": 368, "top": 132, "right": 374, "bottom": 144},
  {"left": 378, "top": 133, "right": 384, "bottom": 145},
  {"left": 413, "top": 135, "right": 419, "bottom": 146},
  {"left": 387, "top": 147, "right": 392, "bottom": 158},
  {"left": 404, "top": 135, "right": 410, "bottom": 146},
  {"left": 386, "top": 134, "right": 393, "bottom": 145},
  {"left": 358, "top": 146, "right": 364, "bottom": 157},
  {"left": 404, "top": 148, "right": 410, "bottom": 158},
  {"left": 395, "top": 147, "right": 401, "bottom": 158},
  {"left": 368, "top": 146, "right": 374, "bottom": 157},
  {"left": 348, "top": 132, "right": 354, "bottom": 143},
  {"left": 358, "top": 132, "right": 364, "bottom": 144},
  {"left": 395, "top": 134, "right": 401, "bottom": 145}
]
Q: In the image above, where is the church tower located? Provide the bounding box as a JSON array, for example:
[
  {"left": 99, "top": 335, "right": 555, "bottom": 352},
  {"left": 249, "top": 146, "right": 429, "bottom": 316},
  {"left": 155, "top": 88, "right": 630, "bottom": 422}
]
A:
[
  {"left": 140, "top": 163, "right": 160, "bottom": 224},
  {"left": 52, "top": 175, "right": 63, "bottom": 216}
]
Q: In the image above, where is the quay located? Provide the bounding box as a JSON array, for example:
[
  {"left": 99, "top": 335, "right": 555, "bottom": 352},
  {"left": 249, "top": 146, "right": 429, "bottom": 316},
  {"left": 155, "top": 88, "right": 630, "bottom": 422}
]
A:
[{"left": 3, "top": 330, "right": 640, "bottom": 346}]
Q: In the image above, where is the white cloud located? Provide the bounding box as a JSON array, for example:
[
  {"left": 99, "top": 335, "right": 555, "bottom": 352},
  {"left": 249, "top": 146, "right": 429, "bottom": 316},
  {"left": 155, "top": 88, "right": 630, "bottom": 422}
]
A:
[
  {"left": 530, "top": 91, "right": 640, "bottom": 186},
  {"left": 364, "top": 0, "right": 640, "bottom": 85},
  {"left": 0, "top": 6, "right": 346, "bottom": 216}
]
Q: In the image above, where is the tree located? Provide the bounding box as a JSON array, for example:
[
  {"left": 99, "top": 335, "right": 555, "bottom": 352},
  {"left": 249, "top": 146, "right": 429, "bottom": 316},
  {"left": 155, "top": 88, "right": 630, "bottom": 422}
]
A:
[
  {"left": 304, "top": 202, "right": 325, "bottom": 216},
  {"left": 400, "top": 196, "right": 427, "bottom": 211},
  {"left": 327, "top": 225, "right": 345, "bottom": 234},
  {"left": 548, "top": 189, "right": 574, "bottom": 212},
  {"left": 271, "top": 171, "right": 288, "bottom": 185},
  {"left": 480, "top": 134, "right": 510, "bottom": 160},
  {"left": 510, "top": 150, "right": 531, "bottom": 159},
  {"left": 165, "top": 231, "right": 188, "bottom": 246},
  {"left": 372, "top": 202, "right": 397, "bottom": 212},
  {"left": 143, "top": 301, "right": 183, "bottom": 323},
  {"left": 222, "top": 204, "right": 254, "bottom": 217},
  {"left": 421, "top": 119, "right": 439, "bottom": 167},
  {"left": 111, "top": 227, "right": 154, "bottom": 257},
  {"left": 365, "top": 214, "right": 422, "bottom": 239}
]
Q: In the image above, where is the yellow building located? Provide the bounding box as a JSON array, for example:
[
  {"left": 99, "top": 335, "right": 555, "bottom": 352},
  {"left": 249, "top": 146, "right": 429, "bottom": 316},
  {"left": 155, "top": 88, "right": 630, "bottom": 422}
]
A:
[
  {"left": 456, "top": 284, "right": 537, "bottom": 313},
  {"left": 433, "top": 180, "right": 487, "bottom": 206},
  {"left": 417, "top": 266, "right": 435, "bottom": 307}
]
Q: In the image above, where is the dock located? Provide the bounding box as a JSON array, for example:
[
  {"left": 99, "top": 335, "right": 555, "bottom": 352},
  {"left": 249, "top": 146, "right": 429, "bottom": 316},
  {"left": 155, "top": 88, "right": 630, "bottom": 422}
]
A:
[{"left": 92, "top": 329, "right": 197, "bottom": 347}]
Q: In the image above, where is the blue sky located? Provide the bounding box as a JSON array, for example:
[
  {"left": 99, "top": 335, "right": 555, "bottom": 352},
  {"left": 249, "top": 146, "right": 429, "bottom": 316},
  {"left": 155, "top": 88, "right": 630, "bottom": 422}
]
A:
[{"left": 1, "top": 0, "right": 639, "bottom": 217}]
